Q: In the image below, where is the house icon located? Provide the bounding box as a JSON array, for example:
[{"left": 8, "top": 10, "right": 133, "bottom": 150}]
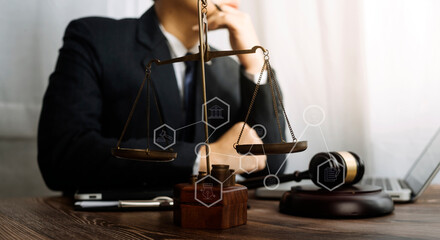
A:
[{"left": 208, "top": 105, "right": 224, "bottom": 119}]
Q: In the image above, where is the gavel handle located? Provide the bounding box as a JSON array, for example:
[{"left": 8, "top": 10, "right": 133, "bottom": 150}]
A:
[{"left": 237, "top": 171, "right": 310, "bottom": 189}]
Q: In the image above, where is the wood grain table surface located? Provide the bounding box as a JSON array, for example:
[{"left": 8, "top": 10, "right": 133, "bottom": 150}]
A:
[{"left": 1, "top": 185, "right": 440, "bottom": 240}]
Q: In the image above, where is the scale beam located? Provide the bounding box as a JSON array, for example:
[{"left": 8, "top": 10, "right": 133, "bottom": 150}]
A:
[
  {"left": 112, "top": 0, "right": 307, "bottom": 164},
  {"left": 146, "top": 46, "right": 267, "bottom": 67}
]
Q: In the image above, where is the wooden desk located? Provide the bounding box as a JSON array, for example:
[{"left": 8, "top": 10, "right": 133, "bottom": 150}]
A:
[{"left": 1, "top": 185, "right": 440, "bottom": 240}]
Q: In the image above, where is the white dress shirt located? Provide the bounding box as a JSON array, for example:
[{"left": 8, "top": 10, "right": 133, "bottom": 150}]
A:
[{"left": 159, "top": 24, "right": 266, "bottom": 100}]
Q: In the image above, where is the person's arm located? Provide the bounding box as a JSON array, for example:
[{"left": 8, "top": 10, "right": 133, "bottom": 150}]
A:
[
  {"left": 239, "top": 68, "right": 287, "bottom": 178},
  {"left": 203, "top": 3, "right": 287, "bottom": 177},
  {"left": 195, "top": 67, "right": 286, "bottom": 177},
  {"left": 38, "top": 20, "right": 197, "bottom": 192},
  {"left": 205, "top": 4, "right": 264, "bottom": 75}
]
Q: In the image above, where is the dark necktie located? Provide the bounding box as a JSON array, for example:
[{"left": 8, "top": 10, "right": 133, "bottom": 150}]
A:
[{"left": 183, "top": 53, "right": 197, "bottom": 141}]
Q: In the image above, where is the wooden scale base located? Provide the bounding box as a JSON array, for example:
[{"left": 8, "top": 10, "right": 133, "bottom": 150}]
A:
[
  {"left": 174, "top": 184, "right": 247, "bottom": 229},
  {"left": 174, "top": 165, "right": 247, "bottom": 229},
  {"left": 279, "top": 184, "right": 394, "bottom": 218}
]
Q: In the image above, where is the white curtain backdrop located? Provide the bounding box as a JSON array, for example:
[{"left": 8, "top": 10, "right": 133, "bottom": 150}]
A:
[
  {"left": 0, "top": 0, "right": 153, "bottom": 197},
  {"left": 0, "top": 0, "right": 153, "bottom": 138},
  {"left": 241, "top": 0, "right": 440, "bottom": 182},
  {"left": 0, "top": 0, "right": 439, "bottom": 191}
]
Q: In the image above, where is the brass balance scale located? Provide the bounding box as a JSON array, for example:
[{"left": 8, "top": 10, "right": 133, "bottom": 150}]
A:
[{"left": 111, "top": 0, "right": 308, "bottom": 229}]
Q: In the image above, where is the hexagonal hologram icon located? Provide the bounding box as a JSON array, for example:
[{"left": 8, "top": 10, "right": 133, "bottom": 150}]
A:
[
  {"left": 316, "top": 158, "right": 345, "bottom": 191},
  {"left": 201, "top": 97, "right": 230, "bottom": 130},
  {"left": 195, "top": 175, "right": 223, "bottom": 208},
  {"left": 239, "top": 153, "right": 259, "bottom": 174},
  {"left": 153, "top": 124, "right": 176, "bottom": 150}
]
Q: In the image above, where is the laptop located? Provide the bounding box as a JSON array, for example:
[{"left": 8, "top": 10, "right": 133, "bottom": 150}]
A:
[{"left": 256, "top": 127, "right": 440, "bottom": 202}]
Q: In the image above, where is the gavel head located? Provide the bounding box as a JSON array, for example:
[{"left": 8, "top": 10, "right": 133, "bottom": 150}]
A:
[{"left": 308, "top": 152, "right": 365, "bottom": 187}]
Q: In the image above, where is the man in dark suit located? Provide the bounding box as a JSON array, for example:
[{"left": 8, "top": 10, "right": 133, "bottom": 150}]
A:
[{"left": 38, "top": 0, "right": 286, "bottom": 193}]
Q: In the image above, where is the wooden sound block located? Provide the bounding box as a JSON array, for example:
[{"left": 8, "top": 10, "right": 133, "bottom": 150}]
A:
[
  {"left": 279, "top": 184, "right": 394, "bottom": 218},
  {"left": 174, "top": 183, "right": 247, "bottom": 229}
]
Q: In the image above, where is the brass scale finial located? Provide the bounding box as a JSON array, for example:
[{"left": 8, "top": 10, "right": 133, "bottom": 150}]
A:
[{"left": 112, "top": 0, "right": 307, "bottom": 175}]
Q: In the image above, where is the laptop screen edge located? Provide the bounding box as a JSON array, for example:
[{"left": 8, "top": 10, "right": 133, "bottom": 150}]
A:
[{"left": 404, "top": 127, "right": 440, "bottom": 201}]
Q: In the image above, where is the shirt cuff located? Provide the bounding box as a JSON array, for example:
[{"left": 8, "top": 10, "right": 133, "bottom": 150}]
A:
[
  {"left": 244, "top": 70, "right": 268, "bottom": 85},
  {"left": 192, "top": 154, "right": 201, "bottom": 175}
]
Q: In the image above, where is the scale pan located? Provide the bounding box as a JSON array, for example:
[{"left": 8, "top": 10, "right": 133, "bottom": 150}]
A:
[
  {"left": 235, "top": 141, "right": 308, "bottom": 155},
  {"left": 111, "top": 148, "right": 177, "bottom": 162}
]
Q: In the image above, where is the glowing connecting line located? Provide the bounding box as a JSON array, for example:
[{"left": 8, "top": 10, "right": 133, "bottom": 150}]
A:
[
  {"left": 163, "top": 98, "right": 337, "bottom": 205},
  {"left": 153, "top": 96, "right": 231, "bottom": 149},
  {"left": 257, "top": 105, "right": 343, "bottom": 191}
]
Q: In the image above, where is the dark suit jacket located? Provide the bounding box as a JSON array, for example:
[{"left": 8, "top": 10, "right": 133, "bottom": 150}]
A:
[{"left": 38, "top": 6, "right": 286, "bottom": 192}]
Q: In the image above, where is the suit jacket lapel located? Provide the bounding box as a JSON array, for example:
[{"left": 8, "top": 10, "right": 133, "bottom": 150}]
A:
[{"left": 137, "top": 7, "right": 184, "bottom": 129}]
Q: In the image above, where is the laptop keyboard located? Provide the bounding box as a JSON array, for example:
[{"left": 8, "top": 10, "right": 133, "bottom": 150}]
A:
[{"left": 365, "top": 178, "right": 393, "bottom": 191}]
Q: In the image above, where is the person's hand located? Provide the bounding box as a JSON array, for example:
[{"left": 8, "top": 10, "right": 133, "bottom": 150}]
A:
[
  {"left": 194, "top": 1, "right": 264, "bottom": 75},
  {"left": 198, "top": 122, "right": 267, "bottom": 174}
]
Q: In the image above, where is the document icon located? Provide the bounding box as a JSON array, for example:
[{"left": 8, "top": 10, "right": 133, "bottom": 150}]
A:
[{"left": 324, "top": 167, "right": 340, "bottom": 182}]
